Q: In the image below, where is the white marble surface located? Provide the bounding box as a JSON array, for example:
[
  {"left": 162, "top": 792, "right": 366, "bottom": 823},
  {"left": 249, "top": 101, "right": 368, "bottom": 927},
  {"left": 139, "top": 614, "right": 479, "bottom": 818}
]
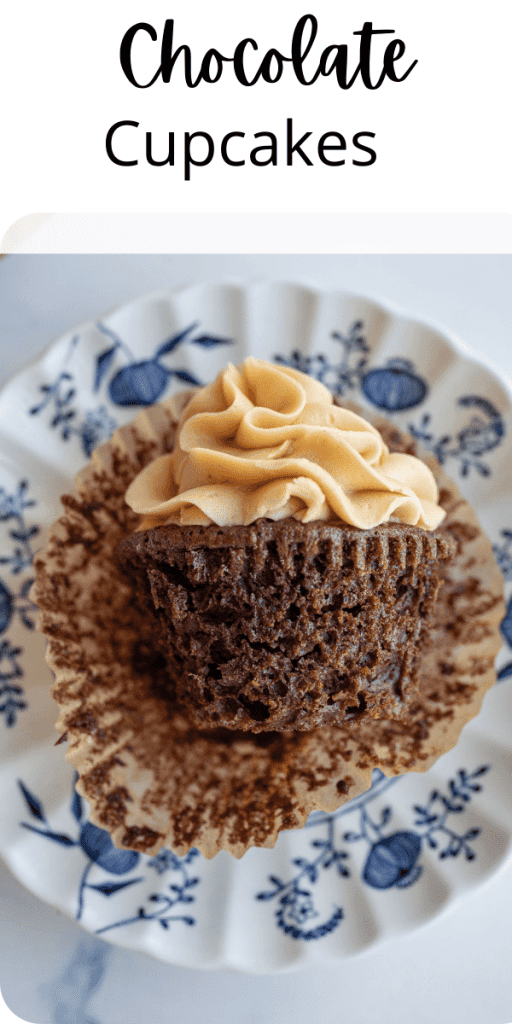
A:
[{"left": 0, "top": 253, "right": 511, "bottom": 1024}]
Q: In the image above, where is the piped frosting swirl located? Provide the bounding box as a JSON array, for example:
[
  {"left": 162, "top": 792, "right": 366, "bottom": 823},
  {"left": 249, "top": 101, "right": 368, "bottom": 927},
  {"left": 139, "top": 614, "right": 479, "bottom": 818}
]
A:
[{"left": 125, "top": 358, "right": 445, "bottom": 531}]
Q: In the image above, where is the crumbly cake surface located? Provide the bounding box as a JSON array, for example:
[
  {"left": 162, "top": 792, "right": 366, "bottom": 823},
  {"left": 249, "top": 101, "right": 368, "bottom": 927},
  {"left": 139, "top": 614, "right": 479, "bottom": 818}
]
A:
[
  {"left": 118, "top": 518, "right": 455, "bottom": 731},
  {"left": 31, "top": 402, "right": 505, "bottom": 858}
]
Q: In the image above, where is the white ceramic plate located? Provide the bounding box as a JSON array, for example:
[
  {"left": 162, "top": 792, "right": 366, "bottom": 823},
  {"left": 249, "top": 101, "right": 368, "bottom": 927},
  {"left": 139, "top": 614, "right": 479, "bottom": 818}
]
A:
[{"left": 0, "top": 282, "right": 511, "bottom": 974}]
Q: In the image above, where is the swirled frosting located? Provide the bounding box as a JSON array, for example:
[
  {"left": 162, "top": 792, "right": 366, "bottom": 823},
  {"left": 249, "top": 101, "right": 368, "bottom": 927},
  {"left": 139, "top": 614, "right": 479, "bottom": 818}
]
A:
[{"left": 125, "top": 358, "right": 445, "bottom": 531}]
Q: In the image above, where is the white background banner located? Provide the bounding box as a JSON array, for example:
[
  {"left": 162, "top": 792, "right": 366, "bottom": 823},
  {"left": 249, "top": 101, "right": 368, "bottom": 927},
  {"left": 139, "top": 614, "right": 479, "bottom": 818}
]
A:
[{"left": 1, "top": 0, "right": 511, "bottom": 238}]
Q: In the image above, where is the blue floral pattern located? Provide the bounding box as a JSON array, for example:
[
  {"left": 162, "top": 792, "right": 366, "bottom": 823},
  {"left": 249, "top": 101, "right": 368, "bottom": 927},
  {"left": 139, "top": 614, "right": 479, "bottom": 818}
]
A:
[
  {"left": 492, "top": 530, "right": 512, "bottom": 680},
  {"left": 19, "top": 774, "right": 200, "bottom": 935},
  {"left": 275, "top": 322, "right": 371, "bottom": 397},
  {"left": 408, "top": 397, "right": 505, "bottom": 478},
  {"left": 256, "top": 766, "right": 490, "bottom": 939},
  {"left": 0, "top": 480, "right": 40, "bottom": 726},
  {"left": 493, "top": 530, "right": 512, "bottom": 583},
  {"left": 276, "top": 326, "right": 506, "bottom": 478},
  {"left": 361, "top": 358, "right": 429, "bottom": 411},
  {"left": 28, "top": 324, "right": 233, "bottom": 456},
  {"left": 28, "top": 335, "right": 117, "bottom": 458},
  {"left": 276, "top": 326, "right": 428, "bottom": 412}
]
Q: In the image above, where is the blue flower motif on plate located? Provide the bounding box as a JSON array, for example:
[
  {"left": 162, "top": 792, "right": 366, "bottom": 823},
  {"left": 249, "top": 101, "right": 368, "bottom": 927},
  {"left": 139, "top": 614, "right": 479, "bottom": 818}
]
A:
[
  {"left": 362, "top": 830, "right": 422, "bottom": 889},
  {"left": 408, "top": 396, "right": 505, "bottom": 478},
  {"left": 0, "top": 480, "right": 39, "bottom": 726},
  {"left": 256, "top": 766, "right": 489, "bottom": 940},
  {"left": 29, "top": 333, "right": 118, "bottom": 459},
  {"left": 360, "top": 358, "right": 428, "bottom": 411},
  {"left": 18, "top": 774, "right": 201, "bottom": 934},
  {"left": 94, "top": 320, "right": 233, "bottom": 406},
  {"left": 492, "top": 531, "right": 512, "bottom": 680},
  {"left": 275, "top": 324, "right": 428, "bottom": 412},
  {"left": 28, "top": 324, "right": 233, "bottom": 456},
  {"left": 275, "top": 323, "right": 505, "bottom": 479},
  {"left": 275, "top": 322, "right": 371, "bottom": 397}
]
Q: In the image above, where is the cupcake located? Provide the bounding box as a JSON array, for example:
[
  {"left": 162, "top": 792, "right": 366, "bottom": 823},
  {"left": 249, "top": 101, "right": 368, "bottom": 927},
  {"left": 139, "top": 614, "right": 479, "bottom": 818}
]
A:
[
  {"left": 32, "top": 359, "right": 505, "bottom": 858},
  {"left": 118, "top": 360, "right": 455, "bottom": 732}
]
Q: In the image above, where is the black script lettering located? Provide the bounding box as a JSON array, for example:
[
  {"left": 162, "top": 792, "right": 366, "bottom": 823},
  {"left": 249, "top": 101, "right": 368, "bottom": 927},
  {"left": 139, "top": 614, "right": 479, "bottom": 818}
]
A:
[
  {"left": 160, "top": 19, "right": 198, "bottom": 87},
  {"left": 184, "top": 131, "right": 214, "bottom": 180},
  {"left": 318, "top": 132, "right": 346, "bottom": 166},
  {"left": 146, "top": 132, "right": 175, "bottom": 166},
  {"left": 232, "top": 38, "right": 259, "bottom": 85},
  {"left": 221, "top": 132, "right": 245, "bottom": 166},
  {"left": 200, "top": 48, "right": 226, "bottom": 84},
  {"left": 286, "top": 118, "right": 312, "bottom": 166},
  {"left": 259, "top": 48, "right": 287, "bottom": 84},
  {"left": 352, "top": 132, "right": 377, "bottom": 165},
  {"left": 160, "top": 21, "right": 229, "bottom": 87},
  {"left": 119, "top": 16, "right": 417, "bottom": 92},
  {"left": 383, "top": 39, "right": 417, "bottom": 82},
  {"left": 353, "top": 23, "right": 408, "bottom": 89},
  {"left": 291, "top": 14, "right": 321, "bottom": 85},
  {"left": 120, "top": 23, "right": 160, "bottom": 89},
  {"left": 106, "top": 121, "right": 139, "bottom": 165},
  {"left": 318, "top": 45, "right": 346, "bottom": 83},
  {"left": 250, "top": 132, "right": 278, "bottom": 166}
]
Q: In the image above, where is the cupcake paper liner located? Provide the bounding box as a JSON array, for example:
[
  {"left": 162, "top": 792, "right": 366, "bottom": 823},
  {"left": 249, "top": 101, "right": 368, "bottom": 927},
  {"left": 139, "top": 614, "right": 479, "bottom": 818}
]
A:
[{"left": 32, "top": 398, "right": 505, "bottom": 859}]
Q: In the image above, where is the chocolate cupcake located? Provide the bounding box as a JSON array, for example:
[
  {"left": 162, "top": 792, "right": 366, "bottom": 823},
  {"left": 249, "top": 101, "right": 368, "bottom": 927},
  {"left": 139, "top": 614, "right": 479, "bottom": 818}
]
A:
[
  {"left": 119, "top": 359, "right": 454, "bottom": 732},
  {"left": 118, "top": 518, "right": 455, "bottom": 731},
  {"left": 31, "top": 361, "right": 504, "bottom": 858}
]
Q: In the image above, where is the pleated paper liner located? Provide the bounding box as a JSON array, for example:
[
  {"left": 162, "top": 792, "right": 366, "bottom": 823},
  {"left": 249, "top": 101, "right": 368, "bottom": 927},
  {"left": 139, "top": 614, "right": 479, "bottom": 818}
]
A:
[{"left": 31, "top": 398, "right": 504, "bottom": 859}]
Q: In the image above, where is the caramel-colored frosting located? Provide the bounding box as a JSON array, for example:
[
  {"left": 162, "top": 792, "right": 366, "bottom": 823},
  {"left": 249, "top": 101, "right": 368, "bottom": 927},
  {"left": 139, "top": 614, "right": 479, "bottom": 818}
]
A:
[{"left": 125, "top": 358, "right": 445, "bottom": 531}]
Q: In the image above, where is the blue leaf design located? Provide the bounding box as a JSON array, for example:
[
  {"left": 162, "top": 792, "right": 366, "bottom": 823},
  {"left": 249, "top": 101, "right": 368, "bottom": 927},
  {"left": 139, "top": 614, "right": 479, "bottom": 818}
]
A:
[
  {"left": 71, "top": 787, "right": 83, "bottom": 822},
  {"left": 87, "top": 878, "right": 144, "bottom": 896},
  {"left": 191, "top": 335, "right": 233, "bottom": 349},
  {"left": 154, "top": 324, "right": 198, "bottom": 358},
  {"left": 20, "top": 577, "right": 34, "bottom": 597},
  {"left": 18, "top": 780, "right": 46, "bottom": 821},
  {"left": 94, "top": 347, "right": 118, "bottom": 392},
  {"left": 43, "top": 831, "right": 77, "bottom": 847},
  {"left": 0, "top": 580, "right": 13, "bottom": 634},
  {"left": 8, "top": 528, "right": 38, "bottom": 543},
  {"left": 171, "top": 369, "right": 202, "bottom": 386},
  {"left": 500, "top": 597, "right": 512, "bottom": 647},
  {"left": 336, "top": 862, "right": 350, "bottom": 877},
  {"left": 268, "top": 875, "right": 284, "bottom": 889},
  {"left": 21, "top": 823, "right": 75, "bottom": 845}
]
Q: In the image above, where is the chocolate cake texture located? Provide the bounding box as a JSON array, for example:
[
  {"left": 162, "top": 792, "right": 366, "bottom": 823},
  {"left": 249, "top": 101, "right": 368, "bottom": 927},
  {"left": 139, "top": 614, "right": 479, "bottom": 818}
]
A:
[{"left": 118, "top": 517, "right": 455, "bottom": 732}]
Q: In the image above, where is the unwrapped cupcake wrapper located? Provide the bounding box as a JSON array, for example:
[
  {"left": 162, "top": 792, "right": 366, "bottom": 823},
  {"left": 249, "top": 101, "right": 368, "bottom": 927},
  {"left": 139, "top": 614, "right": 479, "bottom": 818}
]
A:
[{"left": 32, "top": 396, "right": 505, "bottom": 859}]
